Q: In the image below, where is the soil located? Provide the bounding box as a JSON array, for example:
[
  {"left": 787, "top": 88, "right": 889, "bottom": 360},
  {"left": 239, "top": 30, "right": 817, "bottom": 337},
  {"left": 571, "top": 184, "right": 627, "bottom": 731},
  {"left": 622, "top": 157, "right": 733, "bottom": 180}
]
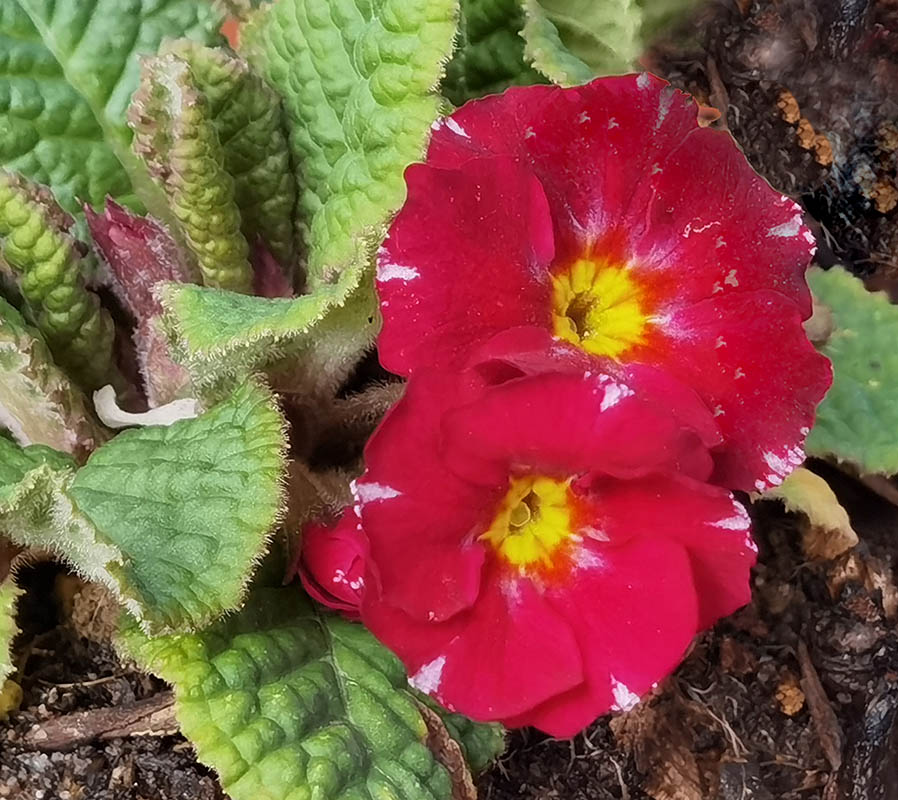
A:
[{"left": 3, "top": 1, "right": 898, "bottom": 799}]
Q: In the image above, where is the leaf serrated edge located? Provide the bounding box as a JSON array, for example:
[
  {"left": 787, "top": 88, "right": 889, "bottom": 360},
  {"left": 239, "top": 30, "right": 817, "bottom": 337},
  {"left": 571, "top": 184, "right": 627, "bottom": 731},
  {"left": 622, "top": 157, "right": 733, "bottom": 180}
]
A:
[
  {"left": 112, "top": 378, "right": 289, "bottom": 634},
  {"left": 0, "top": 574, "right": 23, "bottom": 683}
]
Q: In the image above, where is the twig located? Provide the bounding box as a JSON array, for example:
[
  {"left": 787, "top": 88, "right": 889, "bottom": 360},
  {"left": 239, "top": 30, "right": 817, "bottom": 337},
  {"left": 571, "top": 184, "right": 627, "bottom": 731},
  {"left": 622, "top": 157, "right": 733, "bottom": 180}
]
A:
[
  {"left": 22, "top": 691, "right": 178, "bottom": 751},
  {"left": 797, "top": 640, "right": 843, "bottom": 772},
  {"left": 37, "top": 674, "right": 125, "bottom": 690}
]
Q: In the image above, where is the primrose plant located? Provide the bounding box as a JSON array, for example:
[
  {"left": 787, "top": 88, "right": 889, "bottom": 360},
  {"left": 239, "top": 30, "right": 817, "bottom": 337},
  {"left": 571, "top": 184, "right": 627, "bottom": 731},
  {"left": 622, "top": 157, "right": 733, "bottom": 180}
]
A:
[{"left": 0, "top": 0, "right": 843, "bottom": 797}]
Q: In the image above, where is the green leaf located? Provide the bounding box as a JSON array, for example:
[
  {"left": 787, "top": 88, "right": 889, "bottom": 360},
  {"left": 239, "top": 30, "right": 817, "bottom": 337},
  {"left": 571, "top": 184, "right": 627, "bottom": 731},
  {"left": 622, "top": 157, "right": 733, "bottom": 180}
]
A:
[
  {"left": 0, "top": 437, "right": 75, "bottom": 499},
  {"left": 637, "top": 0, "right": 705, "bottom": 42},
  {"left": 0, "top": 0, "right": 224, "bottom": 215},
  {"left": 443, "top": 0, "right": 544, "bottom": 106},
  {"left": 0, "top": 296, "right": 105, "bottom": 456},
  {"left": 446, "top": 0, "right": 643, "bottom": 101},
  {"left": 0, "top": 171, "right": 122, "bottom": 390},
  {"left": 0, "top": 573, "right": 21, "bottom": 683},
  {"left": 806, "top": 266, "right": 898, "bottom": 475},
  {"left": 241, "top": 0, "right": 458, "bottom": 289},
  {"left": 416, "top": 694, "right": 505, "bottom": 775},
  {"left": 0, "top": 381, "right": 286, "bottom": 632},
  {"left": 130, "top": 54, "right": 253, "bottom": 293},
  {"left": 120, "top": 587, "right": 454, "bottom": 800},
  {"left": 164, "top": 40, "right": 297, "bottom": 272},
  {"left": 162, "top": 0, "right": 458, "bottom": 390},
  {"left": 522, "top": 0, "right": 642, "bottom": 87},
  {"left": 160, "top": 249, "right": 373, "bottom": 393}
]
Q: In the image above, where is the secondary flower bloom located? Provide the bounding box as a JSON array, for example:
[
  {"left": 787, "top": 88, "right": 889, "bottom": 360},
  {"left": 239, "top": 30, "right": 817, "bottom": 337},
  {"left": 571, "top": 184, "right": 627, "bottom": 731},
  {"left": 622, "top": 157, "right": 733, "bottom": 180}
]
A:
[
  {"left": 351, "top": 354, "right": 756, "bottom": 737},
  {"left": 294, "top": 515, "right": 366, "bottom": 619},
  {"left": 376, "top": 73, "right": 832, "bottom": 492}
]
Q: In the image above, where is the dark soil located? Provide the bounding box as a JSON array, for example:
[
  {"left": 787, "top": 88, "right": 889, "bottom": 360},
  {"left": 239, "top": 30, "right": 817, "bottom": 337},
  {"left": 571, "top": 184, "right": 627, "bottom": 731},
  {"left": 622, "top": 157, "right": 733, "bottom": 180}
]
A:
[
  {"left": 3, "top": 1, "right": 898, "bottom": 799},
  {"left": 0, "top": 565, "right": 225, "bottom": 800}
]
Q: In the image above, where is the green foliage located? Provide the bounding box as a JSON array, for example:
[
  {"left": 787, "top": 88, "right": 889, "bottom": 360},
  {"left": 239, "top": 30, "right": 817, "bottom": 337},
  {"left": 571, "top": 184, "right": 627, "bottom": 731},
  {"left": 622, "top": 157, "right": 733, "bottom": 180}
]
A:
[
  {"left": 0, "top": 381, "right": 285, "bottom": 633},
  {"left": 0, "top": 0, "right": 224, "bottom": 214},
  {"left": 130, "top": 55, "right": 253, "bottom": 293},
  {"left": 121, "top": 587, "right": 455, "bottom": 800},
  {"left": 0, "top": 297, "right": 104, "bottom": 455},
  {"left": 417, "top": 694, "right": 505, "bottom": 775},
  {"left": 523, "top": 0, "right": 641, "bottom": 86},
  {"left": 806, "top": 267, "right": 898, "bottom": 475},
  {"left": 161, "top": 0, "right": 458, "bottom": 392},
  {"left": 0, "top": 172, "right": 121, "bottom": 390},
  {"left": 636, "top": 0, "right": 705, "bottom": 41},
  {"left": 0, "top": 436, "right": 74, "bottom": 500},
  {"left": 443, "top": 0, "right": 543, "bottom": 105},
  {"left": 447, "top": 0, "right": 699, "bottom": 100},
  {"left": 160, "top": 258, "right": 367, "bottom": 392},
  {"left": 165, "top": 41, "right": 297, "bottom": 271},
  {"left": 241, "top": 0, "right": 458, "bottom": 288},
  {"left": 0, "top": 574, "right": 21, "bottom": 683}
]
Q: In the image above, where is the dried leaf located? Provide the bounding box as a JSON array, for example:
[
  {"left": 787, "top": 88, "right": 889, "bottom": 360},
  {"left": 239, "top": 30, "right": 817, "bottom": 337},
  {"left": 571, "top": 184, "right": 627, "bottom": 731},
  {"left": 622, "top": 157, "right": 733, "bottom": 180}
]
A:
[
  {"left": 418, "top": 702, "right": 477, "bottom": 800},
  {"left": 762, "top": 467, "right": 858, "bottom": 560}
]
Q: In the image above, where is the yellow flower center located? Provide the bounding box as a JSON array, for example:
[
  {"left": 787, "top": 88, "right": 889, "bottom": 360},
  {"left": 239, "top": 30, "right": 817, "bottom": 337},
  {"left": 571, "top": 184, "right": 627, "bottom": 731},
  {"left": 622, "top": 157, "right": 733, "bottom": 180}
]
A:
[
  {"left": 551, "top": 258, "right": 650, "bottom": 359},
  {"left": 481, "top": 476, "right": 575, "bottom": 571}
]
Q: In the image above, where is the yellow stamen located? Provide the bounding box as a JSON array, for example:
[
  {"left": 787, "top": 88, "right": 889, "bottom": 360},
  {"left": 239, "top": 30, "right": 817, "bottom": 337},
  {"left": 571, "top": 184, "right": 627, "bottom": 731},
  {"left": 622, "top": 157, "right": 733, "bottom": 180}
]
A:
[
  {"left": 551, "top": 258, "right": 650, "bottom": 359},
  {"left": 481, "top": 476, "right": 574, "bottom": 570}
]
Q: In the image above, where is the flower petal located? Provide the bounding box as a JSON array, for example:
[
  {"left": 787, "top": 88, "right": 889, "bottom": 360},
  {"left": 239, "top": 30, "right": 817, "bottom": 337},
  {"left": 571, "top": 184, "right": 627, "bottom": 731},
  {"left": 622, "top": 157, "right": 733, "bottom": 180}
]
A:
[
  {"left": 504, "top": 537, "right": 699, "bottom": 737},
  {"left": 440, "top": 368, "right": 717, "bottom": 485},
  {"left": 377, "top": 157, "right": 555, "bottom": 375},
  {"left": 362, "top": 560, "right": 585, "bottom": 722},
  {"left": 357, "top": 370, "right": 494, "bottom": 622},
  {"left": 647, "top": 291, "right": 832, "bottom": 491},
  {"left": 576, "top": 473, "right": 757, "bottom": 628},
  {"left": 429, "top": 74, "right": 813, "bottom": 315}
]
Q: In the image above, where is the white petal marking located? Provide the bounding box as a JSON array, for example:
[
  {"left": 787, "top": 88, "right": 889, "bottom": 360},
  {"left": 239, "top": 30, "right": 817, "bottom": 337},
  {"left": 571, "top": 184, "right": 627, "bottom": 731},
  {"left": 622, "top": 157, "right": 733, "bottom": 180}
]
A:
[
  {"left": 409, "top": 656, "right": 447, "bottom": 695},
  {"left": 767, "top": 215, "right": 803, "bottom": 238},
  {"left": 354, "top": 482, "right": 401, "bottom": 504},
  {"left": 445, "top": 118, "right": 469, "bottom": 138},
  {"left": 378, "top": 264, "right": 420, "bottom": 282},
  {"left": 600, "top": 382, "right": 634, "bottom": 412},
  {"left": 610, "top": 677, "right": 641, "bottom": 712}
]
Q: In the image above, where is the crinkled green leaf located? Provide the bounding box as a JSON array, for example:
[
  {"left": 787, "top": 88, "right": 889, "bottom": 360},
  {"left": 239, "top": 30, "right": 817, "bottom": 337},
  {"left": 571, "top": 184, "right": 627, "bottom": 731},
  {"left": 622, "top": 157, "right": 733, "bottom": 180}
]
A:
[
  {"left": 0, "top": 436, "right": 74, "bottom": 502},
  {"left": 806, "top": 267, "right": 898, "bottom": 475},
  {"left": 416, "top": 694, "right": 505, "bottom": 775},
  {"left": 120, "top": 588, "right": 454, "bottom": 800},
  {"left": 0, "top": 381, "right": 286, "bottom": 633},
  {"left": 0, "top": 573, "right": 21, "bottom": 683},
  {"left": 442, "top": 0, "right": 544, "bottom": 105},
  {"left": 160, "top": 249, "right": 374, "bottom": 394},
  {"left": 164, "top": 41, "right": 297, "bottom": 272},
  {"left": 523, "top": 0, "right": 642, "bottom": 86},
  {"left": 241, "top": 0, "right": 458, "bottom": 288},
  {"left": 0, "top": 0, "right": 224, "bottom": 215},
  {"left": 0, "top": 171, "right": 121, "bottom": 390},
  {"left": 0, "top": 297, "right": 105, "bottom": 456},
  {"left": 130, "top": 54, "right": 253, "bottom": 293},
  {"left": 162, "top": 0, "right": 459, "bottom": 389}
]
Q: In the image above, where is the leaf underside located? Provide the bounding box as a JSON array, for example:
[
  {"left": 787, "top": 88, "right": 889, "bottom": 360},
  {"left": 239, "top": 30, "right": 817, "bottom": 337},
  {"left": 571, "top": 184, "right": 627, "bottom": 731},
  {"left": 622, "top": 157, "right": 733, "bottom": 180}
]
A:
[{"left": 807, "top": 267, "right": 898, "bottom": 476}]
